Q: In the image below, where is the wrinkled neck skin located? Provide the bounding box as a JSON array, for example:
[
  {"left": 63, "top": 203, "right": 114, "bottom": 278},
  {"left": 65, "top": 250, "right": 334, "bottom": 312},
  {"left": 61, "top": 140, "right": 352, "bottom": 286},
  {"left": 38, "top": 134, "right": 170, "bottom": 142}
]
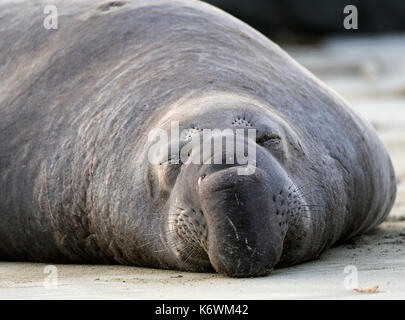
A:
[{"left": 138, "top": 92, "right": 335, "bottom": 276}]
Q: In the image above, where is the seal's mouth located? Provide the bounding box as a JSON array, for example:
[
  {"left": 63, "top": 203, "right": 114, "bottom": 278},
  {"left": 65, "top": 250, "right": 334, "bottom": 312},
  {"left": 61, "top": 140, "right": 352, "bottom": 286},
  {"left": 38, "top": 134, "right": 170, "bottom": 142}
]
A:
[
  {"left": 166, "top": 162, "right": 295, "bottom": 277},
  {"left": 168, "top": 205, "right": 212, "bottom": 271},
  {"left": 199, "top": 166, "right": 285, "bottom": 277}
]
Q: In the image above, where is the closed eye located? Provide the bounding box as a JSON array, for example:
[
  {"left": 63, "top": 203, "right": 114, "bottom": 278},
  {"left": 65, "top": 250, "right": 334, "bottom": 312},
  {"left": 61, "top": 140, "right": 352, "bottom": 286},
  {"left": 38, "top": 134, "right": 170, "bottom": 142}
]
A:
[
  {"left": 256, "top": 133, "right": 281, "bottom": 146},
  {"left": 158, "top": 158, "right": 182, "bottom": 190},
  {"left": 159, "top": 157, "right": 181, "bottom": 165}
]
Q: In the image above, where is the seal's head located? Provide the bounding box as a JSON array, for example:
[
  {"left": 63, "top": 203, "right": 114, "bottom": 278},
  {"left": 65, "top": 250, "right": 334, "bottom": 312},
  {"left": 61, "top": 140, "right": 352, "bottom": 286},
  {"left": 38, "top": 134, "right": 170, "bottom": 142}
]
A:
[{"left": 146, "top": 93, "right": 312, "bottom": 277}]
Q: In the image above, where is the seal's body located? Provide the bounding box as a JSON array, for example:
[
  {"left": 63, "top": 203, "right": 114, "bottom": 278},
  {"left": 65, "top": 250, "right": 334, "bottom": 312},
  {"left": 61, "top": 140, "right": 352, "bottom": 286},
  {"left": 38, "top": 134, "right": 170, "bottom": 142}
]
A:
[{"left": 0, "top": 0, "right": 396, "bottom": 277}]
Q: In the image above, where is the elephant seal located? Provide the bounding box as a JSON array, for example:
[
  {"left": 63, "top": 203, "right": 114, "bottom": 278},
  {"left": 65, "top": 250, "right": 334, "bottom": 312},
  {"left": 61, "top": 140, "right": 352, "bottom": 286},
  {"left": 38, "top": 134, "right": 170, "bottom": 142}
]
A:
[{"left": 0, "top": 0, "right": 396, "bottom": 277}]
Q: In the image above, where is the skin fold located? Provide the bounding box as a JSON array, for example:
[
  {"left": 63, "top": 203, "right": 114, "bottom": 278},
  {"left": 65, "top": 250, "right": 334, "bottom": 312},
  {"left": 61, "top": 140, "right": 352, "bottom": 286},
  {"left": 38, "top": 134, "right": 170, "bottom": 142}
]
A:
[{"left": 0, "top": 0, "right": 396, "bottom": 277}]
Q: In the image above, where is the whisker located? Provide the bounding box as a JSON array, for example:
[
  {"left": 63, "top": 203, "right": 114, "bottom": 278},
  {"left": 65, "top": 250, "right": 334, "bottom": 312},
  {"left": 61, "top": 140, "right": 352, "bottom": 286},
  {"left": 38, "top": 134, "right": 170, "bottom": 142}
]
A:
[
  {"left": 300, "top": 204, "right": 326, "bottom": 208},
  {"left": 298, "top": 189, "right": 324, "bottom": 198},
  {"left": 292, "top": 183, "right": 324, "bottom": 194},
  {"left": 184, "top": 245, "right": 198, "bottom": 264}
]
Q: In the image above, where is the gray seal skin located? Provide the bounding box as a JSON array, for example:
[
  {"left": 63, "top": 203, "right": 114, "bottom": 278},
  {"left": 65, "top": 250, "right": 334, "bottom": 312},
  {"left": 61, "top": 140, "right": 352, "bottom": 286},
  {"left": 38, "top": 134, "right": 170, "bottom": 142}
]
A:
[{"left": 0, "top": 0, "right": 397, "bottom": 277}]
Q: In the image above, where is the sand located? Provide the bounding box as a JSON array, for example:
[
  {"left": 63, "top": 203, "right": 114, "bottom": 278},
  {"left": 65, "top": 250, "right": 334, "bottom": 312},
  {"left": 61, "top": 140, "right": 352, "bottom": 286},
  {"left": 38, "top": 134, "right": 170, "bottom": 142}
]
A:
[
  {"left": 1, "top": 221, "right": 405, "bottom": 299},
  {"left": 1, "top": 34, "right": 404, "bottom": 300}
]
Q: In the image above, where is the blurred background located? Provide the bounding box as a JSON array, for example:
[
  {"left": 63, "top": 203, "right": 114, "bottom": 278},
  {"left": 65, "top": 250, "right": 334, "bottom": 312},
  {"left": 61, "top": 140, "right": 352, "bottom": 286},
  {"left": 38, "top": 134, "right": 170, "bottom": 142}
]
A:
[
  {"left": 204, "top": 0, "right": 405, "bottom": 220},
  {"left": 204, "top": 0, "right": 405, "bottom": 38}
]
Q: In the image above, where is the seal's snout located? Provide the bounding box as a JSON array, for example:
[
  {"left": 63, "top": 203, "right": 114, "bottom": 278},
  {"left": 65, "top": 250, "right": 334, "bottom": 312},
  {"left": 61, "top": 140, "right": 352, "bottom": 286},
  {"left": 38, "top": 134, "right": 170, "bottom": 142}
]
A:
[
  {"left": 166, "top": 133, "right": 296, "bottom": 276},
  {"left": 199, "top": 167, "right": 286, "bottom": 277}
]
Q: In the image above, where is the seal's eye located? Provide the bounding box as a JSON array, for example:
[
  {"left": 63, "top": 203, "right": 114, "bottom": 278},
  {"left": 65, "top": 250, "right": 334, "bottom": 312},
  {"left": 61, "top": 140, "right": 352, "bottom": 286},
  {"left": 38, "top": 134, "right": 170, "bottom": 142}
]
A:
[
  {"left": 256, "top": 133, "right": 287, "bottom": 163},
  {"left": 158, "top": 157, "right": 182, "bottom": 191},
  {"left": 256, "top": 133, "right": 281, "bottom": 146}
]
